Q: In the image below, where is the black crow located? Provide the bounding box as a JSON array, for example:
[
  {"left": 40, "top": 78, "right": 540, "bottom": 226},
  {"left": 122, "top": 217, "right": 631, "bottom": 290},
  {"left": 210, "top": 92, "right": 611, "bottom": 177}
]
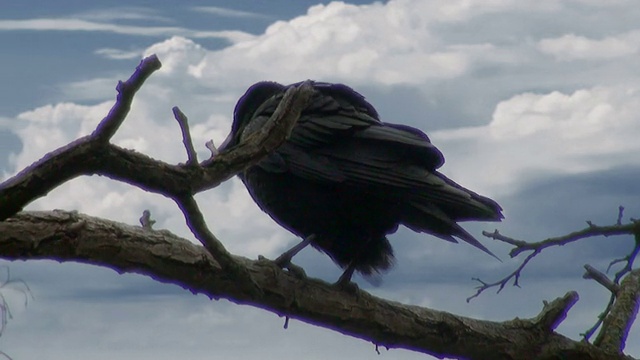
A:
[{"left": 220, "top": 81, "right": 503, "bottom": 284}]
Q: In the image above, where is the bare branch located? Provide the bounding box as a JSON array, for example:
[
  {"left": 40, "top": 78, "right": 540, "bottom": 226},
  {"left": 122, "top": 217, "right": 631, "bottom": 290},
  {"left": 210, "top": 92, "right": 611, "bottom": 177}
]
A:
[
  {"left": 479, "top": 214, "right": 640, "bottom": 350},
  {"left": 467, "top": 249, "right": 540, "bottom": 302},
  {"left": 92, "top": 55, "right": 162, "bottom": 142},
  {"left": 610, "top": 237, "right": 640, "bottom": 284},
  {"left": 0, "top": 210, "right": 633, "bottom": 360},
  {"left": 0, "top": 60, "right": 313, "bottom": 222},
  {"left": 485, "top": 222, "right": 638, "bottom": 259},
  {"left": 205, "top": 140, "right": 218, "bottom": 158},
  {"left": 173, "top": 195, "right": 261, "bottom": 296},
  {"left": 476, "top": 216, "right": 639, "bottom": 301},
  {"left": 482, "top": 229, "right": 529, "bottom": 248},
  {"left": 199, "top": 80, "right": 315, "bottom": 189},
  {"left": 618, "top": 206, "right": 625, "bottom": 226},
  {"left": 582, "top": 296, "right": 616, "bottom": 342},
  {"left": 0, "top": 55, "right": 163, "bottom": 221},
  {"left": 173, "top": 106, "right": 198, "bottom": 165},
  {"left": 595, "top": 268, "right": 640, "bottom": 353},
  {"left": 584, "top": 265, "right": 620, "bottom": 294},
  {"left": 584, "top": 233, "right": 640, "bottom": 343}
]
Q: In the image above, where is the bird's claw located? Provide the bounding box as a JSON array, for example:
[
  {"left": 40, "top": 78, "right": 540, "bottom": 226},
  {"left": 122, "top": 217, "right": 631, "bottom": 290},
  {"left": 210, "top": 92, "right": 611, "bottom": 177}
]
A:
[{"left": 273, "top": 254, "right": 307, "bottom": 279}]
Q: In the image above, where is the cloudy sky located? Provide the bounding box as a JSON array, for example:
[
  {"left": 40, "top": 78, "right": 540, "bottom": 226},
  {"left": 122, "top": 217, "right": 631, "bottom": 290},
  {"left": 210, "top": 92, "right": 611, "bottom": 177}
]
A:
[{"left": 1, "top": 0, "right": 639, "bottom": 358}]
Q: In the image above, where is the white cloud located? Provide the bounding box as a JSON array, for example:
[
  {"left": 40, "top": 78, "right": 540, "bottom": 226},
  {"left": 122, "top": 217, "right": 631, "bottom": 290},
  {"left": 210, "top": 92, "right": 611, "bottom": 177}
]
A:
[
  {"left": 433, "top": 86, "right": 640, "bottom": 195},
  {"left": 72, "top": 7, "right": 172, "bottom": 23},
  {"left": 412, "top": 0, "right": 562, "bottom": 22},
  {"left": 59, "top": 77, "right": 124, "bottom": 101},
  {"left": 94, "top": 48, "right": 143, "bottom": 60},
  {"left": 188, "top": 1, "right": 523, "bottom": 87},
  {"left": 538, "top": 32, "right": 640, "bottom": 61},
  {"left": 191, "top": 6, "right": 272, "bottom": 19},
  {"left": 0, "top": 18, "right": 254, "bottom": 43},
  {"left": 569, "top": 0, "right": 631, "bottom": 6}
]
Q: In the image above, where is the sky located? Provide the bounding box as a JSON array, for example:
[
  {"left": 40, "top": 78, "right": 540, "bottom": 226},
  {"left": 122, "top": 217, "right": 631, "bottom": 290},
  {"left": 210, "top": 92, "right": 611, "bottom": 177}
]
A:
[{"left": 1, "top": 0, "right": 639, "bottom": 358}]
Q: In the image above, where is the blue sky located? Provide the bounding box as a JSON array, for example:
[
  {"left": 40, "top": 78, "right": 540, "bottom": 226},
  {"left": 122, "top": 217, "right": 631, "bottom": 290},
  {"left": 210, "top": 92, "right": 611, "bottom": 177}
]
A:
[{"left": 1, "top": 1, "right": 640, "bottom": 359}]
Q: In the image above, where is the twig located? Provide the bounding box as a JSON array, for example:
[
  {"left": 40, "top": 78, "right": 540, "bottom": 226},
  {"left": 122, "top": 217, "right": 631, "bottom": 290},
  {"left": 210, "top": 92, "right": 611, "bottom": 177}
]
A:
[
  {"left": 617, "top": 206, "right": 625, "bottom": 226},
  {"left": 173, "top": 195, "right": 261, "bottom": 297},
  {"left": 482, "top": 212, "right": 640, "bottom": 350},
  {"left": 594, "top": 268, "right": 640, "bottom": 353},
  {"left": 174, "top": 195, "right": 232, "bottom": 263},
  {"left": 583, "top": 233, "right": 640, "bottom": 343},
  {"left": 467, "top": 249, "right": 540, "bottom": 302},
  {"left": 610, "top": 236, "right": 640, "bottom": 284},
  {"left": 139, "top": 210, "right": 156, "bottom": 230},
  {"left": 475, "top": 211, "right": 640, "bottom": 349},
  {"left": 486, "top": 222, "right": 637, "bottom": 258},
  {"left": 584, "top": 265, "right": 619, "bottom": 294},
  {"left": 93, "top": 55, "right": 162, "bottom": 142},
  {"left": 582, "top": 295, "right": 615, "bottom": 342},
  {"left": 205, "top": 140, "right": 218, "bottom": 158},
  {"left": 473, "top": 216, "right": 640, "bottom": 302},
  {"left": 173, "top": 106, "right": 198, "bottom": 165},
  {"left": 0, "top": 55, "right": 163, "bottom": 221},
  {"left": 481, "top": 229, "right": 529, "bottom": 248},
  {"left": 201, "top": 81, "right": 314, "bottom": 173},
  {"left": 0, "top": 267, "right": 34, "bottom": 339}
]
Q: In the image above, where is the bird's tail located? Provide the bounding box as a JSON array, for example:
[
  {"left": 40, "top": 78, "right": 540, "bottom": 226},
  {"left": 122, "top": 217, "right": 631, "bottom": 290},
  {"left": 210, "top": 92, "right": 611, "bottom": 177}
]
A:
[{"left": 401, "top": 172, "right": 503, "bottom": 259}]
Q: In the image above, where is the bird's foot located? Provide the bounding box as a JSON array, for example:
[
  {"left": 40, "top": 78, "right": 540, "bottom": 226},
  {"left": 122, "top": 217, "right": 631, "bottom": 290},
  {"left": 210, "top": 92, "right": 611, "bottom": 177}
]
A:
[
  {"left": 334, "top": 279, "right": 359, "bottom": 293},
  {"left": 334, "top": 266, "right": 359, "bottom": 293},
  {"left": 271, "top": 254, "right": 307, "bottom": 279},
  {"left": 282, "top": 262, "right": 307, "bottom": 279},
  {"left": 274, "top": 252, "right": 293, "bottom": 268}
]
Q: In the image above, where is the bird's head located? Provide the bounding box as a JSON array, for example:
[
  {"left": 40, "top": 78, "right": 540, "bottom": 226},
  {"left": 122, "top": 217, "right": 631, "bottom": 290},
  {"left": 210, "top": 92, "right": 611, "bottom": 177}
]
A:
[{"left": 218, "top": 81, "right": 286, "bottom": 152}]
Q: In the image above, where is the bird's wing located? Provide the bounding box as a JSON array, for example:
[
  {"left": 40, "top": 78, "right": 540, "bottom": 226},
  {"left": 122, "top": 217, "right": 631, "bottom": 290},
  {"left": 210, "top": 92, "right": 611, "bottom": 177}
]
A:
[
  {"left": 251, "top": 82, "right": 445, "bottom": 184},
  {"left": 279, "top": 85, "right": 500, "bottom": 220}
]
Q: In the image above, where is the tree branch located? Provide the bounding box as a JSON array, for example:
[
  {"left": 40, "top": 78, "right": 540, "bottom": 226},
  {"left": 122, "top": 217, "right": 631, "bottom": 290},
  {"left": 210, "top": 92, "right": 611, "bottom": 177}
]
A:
[
  {"left": 485, "top": 221, "right": 638, "bottom": 259},
  {"left": 0, "top": 210, "right": 634, "bottom": 360},
  {"left": 474, "top": 219, "right": 639, "bottom": 299},
  {"left": 0, "top": 57, "right": 314, "bottom": 222},
  {"left": 594, "top": 236, "right": 640, "bottom": 352},
  {"left": 172, "top": 106, "right": 198, "bottom": 165},
  {"left": 93, "top": 55, "right": 162, "bottom": 142},
  {"left": 584, "top": 265, "right": 620, "bottom": 294},
  {"left": 478, "top": 216, "right": 640, "bottom": 351}
]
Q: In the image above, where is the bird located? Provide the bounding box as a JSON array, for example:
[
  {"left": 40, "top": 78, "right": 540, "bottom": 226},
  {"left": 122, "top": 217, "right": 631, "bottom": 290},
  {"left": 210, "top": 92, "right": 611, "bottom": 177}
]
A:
[{"left": 219, "top": 81, "right": 504, "bottom": 285}]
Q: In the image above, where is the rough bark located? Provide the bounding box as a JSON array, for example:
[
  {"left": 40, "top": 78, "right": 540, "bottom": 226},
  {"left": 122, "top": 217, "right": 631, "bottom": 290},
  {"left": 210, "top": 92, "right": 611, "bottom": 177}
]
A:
[{"left": 0, "top": 211, "right": 633, "bottom": 360}]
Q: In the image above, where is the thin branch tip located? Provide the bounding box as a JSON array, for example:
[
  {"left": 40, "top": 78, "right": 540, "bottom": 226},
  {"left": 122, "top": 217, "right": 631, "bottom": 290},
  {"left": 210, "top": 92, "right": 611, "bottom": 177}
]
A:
[
  {"left": 139, "top": 209, "right": 156, "bottom": 230},
  {"left": 173, "top": 106, "right": 198, "bottom": 165},
  {"left": 205, "top": 140, "right": 219, "bottom": 158},
  {"left": 92, "top": 55, "right": 163, "bottom": 142},
  {"left": 583, "top": 264, "right": 619, "bottom": 294},
  {"left": 617, "top": 206, "right": 625, "bottom": 226}
]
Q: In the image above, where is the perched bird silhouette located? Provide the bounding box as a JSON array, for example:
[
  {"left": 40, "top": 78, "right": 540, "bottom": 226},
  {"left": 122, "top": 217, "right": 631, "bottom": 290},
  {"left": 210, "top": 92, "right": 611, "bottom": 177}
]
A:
[{"left": 220, "top": 81, "right": 503, "bottom": 285}]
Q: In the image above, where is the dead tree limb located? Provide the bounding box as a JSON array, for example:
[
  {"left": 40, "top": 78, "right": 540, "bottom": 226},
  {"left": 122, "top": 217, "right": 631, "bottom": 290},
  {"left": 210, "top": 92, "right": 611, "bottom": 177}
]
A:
[{"left": 0, "top": 211, "right": 634, "bottom": 360}]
